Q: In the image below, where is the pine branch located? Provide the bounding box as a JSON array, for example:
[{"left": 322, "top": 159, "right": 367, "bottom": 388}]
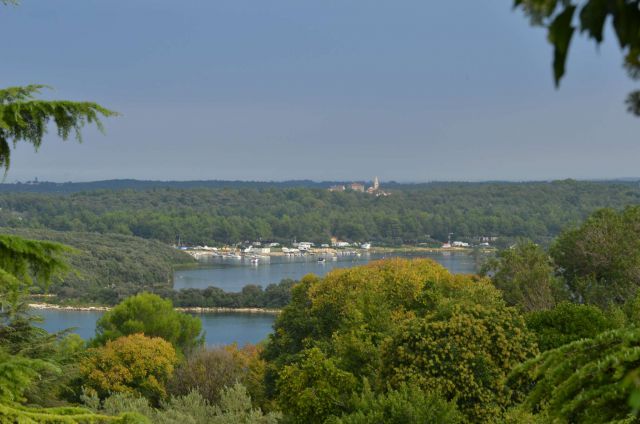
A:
[{"left": 0, "top": 85, "right": 117, "bottom": 172}]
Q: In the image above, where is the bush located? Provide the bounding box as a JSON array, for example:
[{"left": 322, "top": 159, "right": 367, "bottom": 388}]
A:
[
  {"left": 168, "top": 347, "right": 243, "bottom": 404},
  {"left": 328, "top": 382, "right": 463, "bottom": 424}
]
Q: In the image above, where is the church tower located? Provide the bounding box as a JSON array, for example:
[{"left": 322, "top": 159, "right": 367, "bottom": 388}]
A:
[{"left": 373, "top": 176, "right": 379, "bottom": 190}]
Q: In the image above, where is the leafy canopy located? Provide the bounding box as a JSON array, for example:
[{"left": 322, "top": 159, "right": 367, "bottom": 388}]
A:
[
  {"left": 525, "top": 301, "right": 621, "bottom": 351},
  {"left": 509, "top": 327, "right": 640, "bottom": 423},
  {"left": 514, "top": 0, "right": 640, "bottom": 115},
  {"left": 93, "top": 292, "right": 204, "bottom": 355},
  {"left": 482, "top": 239, "right": 561, "bottom": 312},
  {"left": 81, "top": 333, "right": 178, "bottom": 405},
  {"left": 264, "top": 259, "right": 537, "bottom": 423},
  {"left": 551, "top": 206, "right": 640, "bottom": 307},
  {"left": 0, "top": 85, "right": 117, "bottom": 172}
]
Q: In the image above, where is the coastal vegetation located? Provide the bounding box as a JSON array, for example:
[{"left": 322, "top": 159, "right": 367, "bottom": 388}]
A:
[
  {"left": 0, "top": 227, "right": 195, "bottom": 305},
  {"left": 0, "top": 180, "right": 638, "bottom": 247},
  {"left": 5, "top": 207, "right": 640, "bottom": 422}
]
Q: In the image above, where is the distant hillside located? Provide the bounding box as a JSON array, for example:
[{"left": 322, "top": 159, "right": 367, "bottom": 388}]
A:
[
  {"left": 0, "top": 227, "right": 195, "bottom": 305},
  {"left": 1, "top": 180, "right": 639, "bottom": 246},
  {"left": 0, "top": 179, "right": 334, "bottom": 193},
  {"left": 0, "top": 177, "right": 638, "bottom": 193}
]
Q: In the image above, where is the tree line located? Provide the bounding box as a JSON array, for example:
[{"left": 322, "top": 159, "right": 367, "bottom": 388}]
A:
[
  {"left": 6, "top": 205, "right": 640, "bottom": 422},
  {"left": 1, "top": 180, "right": 639, "bottom": 246}
]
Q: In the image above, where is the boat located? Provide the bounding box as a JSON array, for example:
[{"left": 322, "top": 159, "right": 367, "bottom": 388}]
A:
[
  {"left": 250, "top": 257, "right": 260, "bottom": 265},
  {"left": 317, "top": 258, "right": 326, "bottom": 263}
]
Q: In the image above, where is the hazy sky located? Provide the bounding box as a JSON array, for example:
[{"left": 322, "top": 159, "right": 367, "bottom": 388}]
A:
[{"left": 2, "top": 1, "right": 638, "bottom": 182}]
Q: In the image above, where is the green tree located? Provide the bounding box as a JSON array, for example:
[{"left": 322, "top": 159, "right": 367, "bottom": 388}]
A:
[
  {"left": 276, "top": 348, "right": 358, "bottom": 423},
  {"left": 551, "top": 207, "right": 640, "bottom": 307},
  {"left": 263, "top": 259, "right": 537, "bottom": 423},
  {"left": 509, "top": 327, "right": 640, "bottom": 423},
  {"left": 382, "top": 281, "right": 538, "bottom": 422},
  {"left": 514, "top": 0, "right": 640, "bottom": 115},
  {"left": 482, "top": 240, "right": 561, "bottom": 312},
  {"left": 525, "top": 302, "right": 620, "bottom": 351},
  {"left": 93, "top": 292, "right": 204, "bottom": 355}
]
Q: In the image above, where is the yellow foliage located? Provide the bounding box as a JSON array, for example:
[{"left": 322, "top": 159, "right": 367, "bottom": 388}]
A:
[{"left": 80, "top": 334, "right": 177, "bottom": 405}]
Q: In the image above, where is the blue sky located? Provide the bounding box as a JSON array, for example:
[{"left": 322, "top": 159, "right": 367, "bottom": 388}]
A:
[{"left": 1, "top": 1, "right": 638, "bottom": 182}]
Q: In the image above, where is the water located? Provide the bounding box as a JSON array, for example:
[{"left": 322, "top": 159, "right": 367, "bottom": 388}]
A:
[
  {"left": 36, "top": 309, "right": 276, "bottom": 346},
  {"left": 174, "top": 251, "right": 478, "bottom": 291},
  {"left": 37, "top": 251, "right": 476, "bottom": 345}
]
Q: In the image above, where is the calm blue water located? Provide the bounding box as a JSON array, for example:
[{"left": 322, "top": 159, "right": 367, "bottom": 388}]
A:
[
  {"left": 37, "top": 252, "right": 476, "bottom": 345},
  {"left": 174, "top": 251, "right": 478, "bottom": 291},
  {"left": 36, "top": 309, "right": 276, "bottom": 346}
]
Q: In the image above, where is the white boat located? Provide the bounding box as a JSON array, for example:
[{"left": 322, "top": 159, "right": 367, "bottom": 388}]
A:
[
  {"left": 250, "top": 257, "right": 260, "bottom": 265},
  {"left": 317, "top": 257, "right": 326, "bottom": 263}
]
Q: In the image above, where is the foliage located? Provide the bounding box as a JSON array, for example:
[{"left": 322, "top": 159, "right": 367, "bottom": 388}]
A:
[
  {"left": 0, "top": 284, "right": 84, "bottom": 405},
  {"left": 0, "top": 85, "right": 116, "bottom": 171},
  {"left": 0, "top": 233, "right": 71, "bottom": 308},
  {"left": 93, "top": 293, "right": 203, "bottom": 355},
  {"left": 276, "top": 347, "right": 358, "bottom": 423},
  {"left": 0, "top": 402, "right": 148, "bottom": 423},
  {"left": 81, "top": 334, "right": 178, "bottom": 405},
  {"left": 327, "top": 382, "right": 463, "bottom": 424},
  {"left": 551, "top": 206, "right": 640, "bottom": 307},
  {"left": 93, "top": 385, "right": 281, "bottom": 424},
  {"left": 0, "top": 227, "right": 194, "bottom": 305},
  {"left": 165, "top": 279, "right": 296, "bottom": 310},
  {"left": 509, "top": 327, "right": 640, "bottom": 423},
  {"left": 168, "top": 346, "right": 244, "bottom": 404},
  {"left": 1, "top": 180, "right": 639, "bottom": 246},
  {"left": 0, "top": 348, "right": 57, "bottom": 403},
  {"left": 383, "top": 280, "right": 538, "bottom": 421},
  {"left": 482, "top": 239, "right": 561, "bottom": 312},
  {"left": 263, "top": 259, "right": 537, "bottom": 423},
  {"left": 525, "top": 301, "right": 620, "bottom": 351},
  {"left": 514, "top": 0, "right": 640, "bottom": 115}
]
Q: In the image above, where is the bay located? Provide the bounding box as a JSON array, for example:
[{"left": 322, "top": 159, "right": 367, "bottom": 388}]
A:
[
  {"left": 37, "top": 251, "right": 478, "bottom": 346},
  {"left": 36, "top": 309, "right": 276, "bottom": 347},
  {"left": 174, "top": 251, "right": 479, "bottom": 292}
]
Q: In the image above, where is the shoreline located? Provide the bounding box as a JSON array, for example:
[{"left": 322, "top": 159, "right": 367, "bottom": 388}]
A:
[{"left": 28, "top": 302, "right": 281, "bottom": 315}]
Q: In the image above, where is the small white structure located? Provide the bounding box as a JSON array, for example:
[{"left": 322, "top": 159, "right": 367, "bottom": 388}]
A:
[
  {"left": 298, "top": 242, "right": 314, "bottom": 251},
  {"left": 452, "top": 241, "right": 470, "bottom": 247},
  {"left": 360, "top": 243, "right": 371, "bottom": 250}
]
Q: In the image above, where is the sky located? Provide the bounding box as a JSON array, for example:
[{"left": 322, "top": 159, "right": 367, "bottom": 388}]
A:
[{"left": 1, "top": 1, "right": 638, "bottom": 182}]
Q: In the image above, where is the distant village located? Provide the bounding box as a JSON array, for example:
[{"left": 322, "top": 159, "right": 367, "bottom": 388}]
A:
[{"left": 328, "top": 176, "right": 390, "bottom": 197}]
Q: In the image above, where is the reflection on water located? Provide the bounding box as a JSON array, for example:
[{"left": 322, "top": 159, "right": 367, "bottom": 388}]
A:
[{"left": 174, "top": 251, "right": 479, "bottom": 292}]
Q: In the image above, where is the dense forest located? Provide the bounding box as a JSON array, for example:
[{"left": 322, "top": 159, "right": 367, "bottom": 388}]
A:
[
  {"left": 9, "top": 205, "right": 640, "bottom": 422},
  {"left": 0, "top": 179, "right": 639, "bottom": 246}
]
